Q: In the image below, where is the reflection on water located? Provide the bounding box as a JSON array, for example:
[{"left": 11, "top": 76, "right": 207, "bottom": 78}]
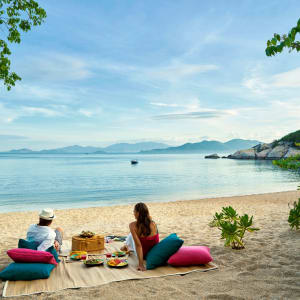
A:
[{"left": 0, "top": 154, "right": 299, "bottom": 212}]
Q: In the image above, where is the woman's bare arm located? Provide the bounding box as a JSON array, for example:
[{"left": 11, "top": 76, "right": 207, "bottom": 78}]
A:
[{"left": 129, "top": 222, "right": 146, "bottom": 271}]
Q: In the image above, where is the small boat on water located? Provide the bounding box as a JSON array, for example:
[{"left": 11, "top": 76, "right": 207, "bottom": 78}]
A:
[{"left": 131, "top": 160, "right": 138, "bottom": 165}]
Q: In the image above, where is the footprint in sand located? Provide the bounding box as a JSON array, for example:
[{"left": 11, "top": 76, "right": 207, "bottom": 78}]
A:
[
  {"left": 206, "top": 293, "right": 246, "bottom": 300},
  {"left": 246, "top": 264, "right": 259, "bottom": 271},
  {"left": 237, "top": 271, "right": 252, "bottom": 276}
]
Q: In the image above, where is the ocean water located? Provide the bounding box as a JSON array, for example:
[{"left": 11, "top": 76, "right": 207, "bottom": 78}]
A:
[{"left": 0, "top": 154, "right": 299, "bottom": 212}]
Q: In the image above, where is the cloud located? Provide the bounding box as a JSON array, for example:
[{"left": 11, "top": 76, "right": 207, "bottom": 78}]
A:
[
  {"left": 0, "top": 135, "right": 28, "bottom": 141},
  {"left": 18, "top": 52, "right": 93, "bottom": 82},
  {"left": 144, "top": 62, "right": 218, "bottom": 83},
  {"left": 150, "top": 98, "right": 208, "bottom": 111},
  {"left": 271, "top": 68, "right": 300, "bottom": 88},
  {"left": 242, "top": 66, "right": 300, "bottom": 95},
  {"left": 0, "top": 101, "right": 104, "bottom": 124},
  {"left": 22, "top": 106, "right": 63, "bottom": 117},
  {"left": 8, "top": 83, "right": 81, "bottom": 103},
  {"left": 0, "top": 103, "right": 65, "bottom": 123},
  {"left": 95, "top": 60, "right": 218, "bottom": 84},
  {"left": 0, "top": 103, "right": 19, "bottom": 123},
  {"left": 150, "top": 102, "right": 180, "bottom": 107},
  {"left": 152, "top": 110, "right": 234, "bottom": 120},
  {"left": 78, "top": 108, "right": 102, "bottom": 117}
]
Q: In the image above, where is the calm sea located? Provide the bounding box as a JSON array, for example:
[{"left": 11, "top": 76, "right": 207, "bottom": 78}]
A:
[{"left": 0, "top": 153, "right": 299, "bottom": 212}]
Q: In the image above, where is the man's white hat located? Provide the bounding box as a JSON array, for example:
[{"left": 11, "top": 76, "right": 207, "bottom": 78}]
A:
[{"left": 39, "top": 208, "right": 55, "bottom": 220}]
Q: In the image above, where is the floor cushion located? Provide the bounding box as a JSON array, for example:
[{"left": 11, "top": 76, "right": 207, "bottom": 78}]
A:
[
  {"left": 7, "top": 248, "right": 57, "bottom": 265},
  {"left": 146, "top": 233, "right": 184, "bottom": 270},
  {"left": 18, "top": 239, "right": 60, "bottom": 263},
  {"left": 0, "top": 263, "right": 55, "bottom": 281},
  {"left": 167, "top": 246, "right": 213, "bottom": 266},
  {"left": 18, "top": 239, "right": 38, "bottom": 250},
  {"left": 45, "top": 246, "right": 60, "bottom": 263}
]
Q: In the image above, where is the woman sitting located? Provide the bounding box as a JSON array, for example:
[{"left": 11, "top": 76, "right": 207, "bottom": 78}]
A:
[{"left": 121, "top": 202, "right": 159, "bottom": 271}]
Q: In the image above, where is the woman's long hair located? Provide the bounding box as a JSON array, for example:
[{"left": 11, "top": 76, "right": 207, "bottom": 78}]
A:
[{"left": 135, "top": 202, "right": 151, "bottom": 237}]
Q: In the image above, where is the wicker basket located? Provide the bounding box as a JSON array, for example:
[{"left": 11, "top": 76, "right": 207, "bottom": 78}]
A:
[{"left": 72, "top": 234, "right": 105, "bottom": 252}]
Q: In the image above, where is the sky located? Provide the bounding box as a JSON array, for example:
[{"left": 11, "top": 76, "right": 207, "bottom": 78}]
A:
[{"left": 0, "top": 0, "right": 300, "bottom": 150}]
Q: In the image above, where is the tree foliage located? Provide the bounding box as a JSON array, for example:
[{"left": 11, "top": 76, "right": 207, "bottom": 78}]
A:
[
  {"left": 265, "top": 18, "right": 300, "bottom": 56},
  {"left": 0, "top": 0, "right": 46, "bottom": 90},
  {"left": 280, "top": 129, "right": 300, "bottom": 144}
]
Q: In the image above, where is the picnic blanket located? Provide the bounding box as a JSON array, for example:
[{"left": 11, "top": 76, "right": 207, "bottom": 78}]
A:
[{"left": 3, "top": 241, "right": 217, "bottom": 297}]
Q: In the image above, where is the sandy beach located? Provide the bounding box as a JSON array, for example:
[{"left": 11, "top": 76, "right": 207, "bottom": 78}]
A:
[{"left": 0, "top": 190, "right": 299, "bottom": 299}]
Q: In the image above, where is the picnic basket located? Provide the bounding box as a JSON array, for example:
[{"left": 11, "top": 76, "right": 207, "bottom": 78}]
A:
[{"left": 72, "top": 234, "right": 105, "bottom": 252}]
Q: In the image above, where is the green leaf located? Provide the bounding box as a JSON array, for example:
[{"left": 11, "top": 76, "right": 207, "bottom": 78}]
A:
[
  {"left": 222, "top": 206, "right": 238, "bottom": 220},
  {"left": 246, "top": 227, "right": 260, "bottom": 232},
  {"left": 276, "top": 34, "right": 281, "bottom": 41},
  {"left": 271, "top": 38, "right": 277, "bottom": 45}
]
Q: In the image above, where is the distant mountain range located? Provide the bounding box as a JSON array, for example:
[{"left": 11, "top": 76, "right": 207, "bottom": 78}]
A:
[
  {"left": 3, "top": 139, "right": 262, "bottom": 154},
  {"left": 95, "top": 142, "right": 170, "bottom": 153},
  {"left": 5, "top": 142, "right": 171, "bottom": 154},
  {"left": 140, "top": 139, "right": 262, "bottom": 154}
]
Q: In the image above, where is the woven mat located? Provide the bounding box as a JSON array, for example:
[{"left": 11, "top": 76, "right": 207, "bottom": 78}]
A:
[{"left": 3, "top": 242, "right": 218, "bottom": 297}]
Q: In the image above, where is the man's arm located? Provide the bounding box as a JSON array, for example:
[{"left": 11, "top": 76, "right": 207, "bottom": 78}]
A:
[
  {"left": 37, "top": 229, "right": 56, "bottom": 251},
  {"left": 37, "top": 237, "right": 55, "bottom": 251}
]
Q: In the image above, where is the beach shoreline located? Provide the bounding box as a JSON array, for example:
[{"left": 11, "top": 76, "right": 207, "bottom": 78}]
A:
[
  {"left": 1, "top": 190, "right": 300, "bottom": 299},
  {"left": 0, "top": 188, "right": 297, "bottom": 214}
]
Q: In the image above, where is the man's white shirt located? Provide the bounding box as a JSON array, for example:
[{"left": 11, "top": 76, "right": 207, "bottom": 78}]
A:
[{"left": 26, "top": 224, "right": 56, "bottom": 251}]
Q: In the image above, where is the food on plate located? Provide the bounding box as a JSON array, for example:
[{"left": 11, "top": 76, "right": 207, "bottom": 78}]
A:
[
  {"left": 107, "top": 258, "right": 128, "bottom": 267},
  {"left": 79, "top": 231, "right": 95, "bottom": 238},
  {"left": 84, "top": 259, "right": 104, "bottom": 266},
  {"left": 112, "top": 251, "right": 126, "bottom": 257},
  {"left": 70, "top": 251, "right": 87, "bottom": 260}
]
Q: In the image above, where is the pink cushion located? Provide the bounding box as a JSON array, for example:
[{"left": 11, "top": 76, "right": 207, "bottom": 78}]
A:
[
  {"left": 7, "top": 248, "right": 57, "bottom": 265},
  {"left": 167, "top": 246, "right": 212, "bottom": 266}
]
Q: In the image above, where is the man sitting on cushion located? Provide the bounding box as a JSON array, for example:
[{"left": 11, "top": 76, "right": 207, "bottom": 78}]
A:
[{"left": 26, "top": 208, "right": 63, "bottom": 252}]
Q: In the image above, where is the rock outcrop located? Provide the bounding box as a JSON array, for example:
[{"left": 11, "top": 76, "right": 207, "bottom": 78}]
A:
[
  {"left": 205, "top": 153, "right": 220, "bottom": 159},
  {"left": 284, "top": 147, "right": 300, "bottom": 158},
  {"left": 229, "top": 141, "right": 300, "bottom": 160},
  {"left": 228, "top": 149, "right": 256, "bottom": 159}
]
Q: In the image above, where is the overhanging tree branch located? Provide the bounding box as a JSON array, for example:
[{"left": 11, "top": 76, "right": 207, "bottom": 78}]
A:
[
  {"left": 0, "top": 0, "right": 46, "bottom": 91},
  {"left": 266, "top": 18, "right": 300, "bottom": 56}
]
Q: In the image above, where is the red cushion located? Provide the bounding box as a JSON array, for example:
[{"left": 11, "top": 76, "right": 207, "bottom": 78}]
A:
[
  {"left": 7, "top": 248, "right": 57, "bottom": 265},
  {"left": 167, "top": 246, "right": 212, "bottom": 266}
]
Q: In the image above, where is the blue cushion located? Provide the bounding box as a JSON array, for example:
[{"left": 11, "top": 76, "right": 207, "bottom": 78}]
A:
[
  {"left": 0, "top": 263, "right": 55, "bottom": 281},
  {"left": 18, "top": 239, "right": 38, "bottom": 250},
  {"left": 146, "top": 233, "right": 184, "bottom": 270},
  {"left": 18, "top": 239, "right": 60, "bottom": 263},
  {"left": 46, "top": 246, "right": 60, "bottom": 263}
]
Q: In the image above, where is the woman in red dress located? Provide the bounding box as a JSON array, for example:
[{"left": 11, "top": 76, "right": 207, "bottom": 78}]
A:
[{"left": 121, "top": 202, "right": 159, "bottom": 271}]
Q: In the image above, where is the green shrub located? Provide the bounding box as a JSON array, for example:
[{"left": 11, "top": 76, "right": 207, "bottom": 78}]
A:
[
  {"left": 209, "top": 206, "right": 259, "bottom": 249},
  {"left": 288, "top": 185, "right": 300, "bottom": 230},
  {"left": 273, "top": 155, "right": 300, "bottom": 170},
  {"left": 288, "top": 198, "right": 300, "bottom": 230}
]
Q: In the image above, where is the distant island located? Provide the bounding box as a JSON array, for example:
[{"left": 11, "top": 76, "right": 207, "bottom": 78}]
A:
[{"left": 2, "top": 139, "right": 262, "bottom": 155}]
